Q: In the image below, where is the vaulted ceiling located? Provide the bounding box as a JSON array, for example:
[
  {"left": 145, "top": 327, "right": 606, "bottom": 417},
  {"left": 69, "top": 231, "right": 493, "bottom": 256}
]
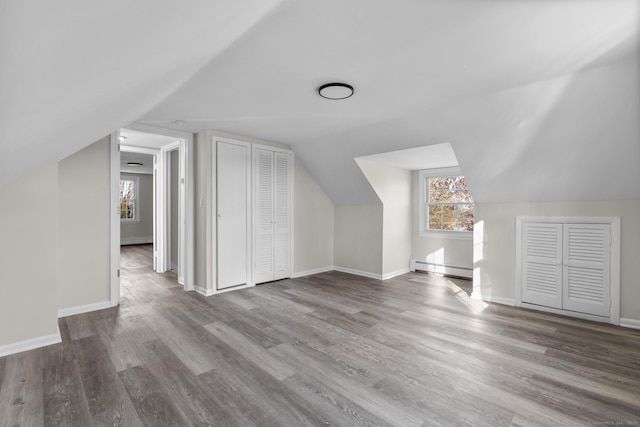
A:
[{"left": 2, "top": 0, "right": 638, "bottom": 204}]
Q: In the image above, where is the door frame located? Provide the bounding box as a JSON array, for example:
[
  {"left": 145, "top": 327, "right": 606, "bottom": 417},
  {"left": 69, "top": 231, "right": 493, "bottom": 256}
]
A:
[
  {"left": 158, "top": 141, "right": 180, "bottom": 279},
  {"left": 110, "top": 124, "right": 194, "bottom": 306},
  {"left": 109, "top": 133, "right": 120, "bottom": 306}
]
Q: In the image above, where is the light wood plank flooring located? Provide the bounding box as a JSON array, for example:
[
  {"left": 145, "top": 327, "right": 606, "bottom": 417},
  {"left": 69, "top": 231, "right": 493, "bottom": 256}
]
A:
[{"left": 1, "top": 244, "right": 639, "bottom": 426}]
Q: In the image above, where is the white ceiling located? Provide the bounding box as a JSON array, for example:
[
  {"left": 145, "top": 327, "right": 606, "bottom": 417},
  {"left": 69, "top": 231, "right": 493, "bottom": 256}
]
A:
[
  {"left": 121, "top": 152, "right": 154, "bottom": 175},
  {"left": 120, "top": 129, "right": 179, "bottom": 150},
  {"left": 356, "top": 143, "right": 459, "bottom": 171},
  {"left": 2, "top": 0, "right": 638, "bottom": 204}
]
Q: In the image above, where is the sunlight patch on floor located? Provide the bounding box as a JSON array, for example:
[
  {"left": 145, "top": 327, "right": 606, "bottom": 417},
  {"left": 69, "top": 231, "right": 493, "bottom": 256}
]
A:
[{"left": 446, "top": 279, "right": 488, "bottom": 314}]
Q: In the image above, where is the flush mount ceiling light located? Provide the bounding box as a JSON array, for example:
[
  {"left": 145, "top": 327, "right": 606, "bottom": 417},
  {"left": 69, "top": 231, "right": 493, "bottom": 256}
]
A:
[
  {"left": 127, "top": 162, "right": 143, "bottom": 166},
  {"left": 318, "top": 83, "right": 354, "bottom": 100}
]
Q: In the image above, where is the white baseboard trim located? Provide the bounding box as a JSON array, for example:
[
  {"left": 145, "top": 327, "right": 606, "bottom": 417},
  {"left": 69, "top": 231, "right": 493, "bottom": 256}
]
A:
[
  {"left": 120, "top": 236, "right": 153, "bottom": 246},
  {"left": 58, "top": 301, "right": 112, "bottom": 318},
  {"left": 0, "top": 327, "right": 62, "bottom": 358},
  {"left": 410, "top": 260, "right": 473, "bottom": 279},
  {"left": 195, "top": 285, "right": 214, "bottom": 297},
  {"left": 620, "top": 318, "right": 640, "bottom": 330},
  {"left": 333, "top": 266, "right": 383, "bottom": 280},
  {"left": 471, "top": 293, "right": 515, "bottom": 306},
  {"left": 291, "top": 266, "right": 335, "bottom": 278},
  {"left": 382, "top": 268, "right": 411, "bottom": 280}
]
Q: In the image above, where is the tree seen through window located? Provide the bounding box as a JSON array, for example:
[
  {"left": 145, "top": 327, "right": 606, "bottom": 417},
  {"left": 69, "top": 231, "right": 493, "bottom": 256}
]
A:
[
  {"left": 426, "top": 176, "right": 474, "bottom": 232},
  {"left": 120, "top": 177, "right": 137, "bottom": 220}
]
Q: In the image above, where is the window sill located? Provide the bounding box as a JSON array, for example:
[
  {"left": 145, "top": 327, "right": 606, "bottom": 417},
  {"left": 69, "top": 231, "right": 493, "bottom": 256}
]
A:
[{"left": 419, "top": 230, "right": 472, "bottom": 240}]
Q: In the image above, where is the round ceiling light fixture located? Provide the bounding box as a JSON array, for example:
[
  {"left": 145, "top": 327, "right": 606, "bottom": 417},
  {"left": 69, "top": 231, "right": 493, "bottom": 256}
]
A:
[
  {"left": 127, "top": 162, "right": 144, "bottom": 167},
  {"left": 318, "top": 82, "right": 354, "bottom": 100}
]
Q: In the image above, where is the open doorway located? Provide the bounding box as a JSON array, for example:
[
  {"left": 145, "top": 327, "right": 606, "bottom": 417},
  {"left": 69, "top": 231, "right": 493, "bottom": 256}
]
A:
[
  {"left": 119, "top": 149, "right": 157, "bottom": 278},
  {"left": 109, "top": 124, "right": 194, "bottom": 306}
]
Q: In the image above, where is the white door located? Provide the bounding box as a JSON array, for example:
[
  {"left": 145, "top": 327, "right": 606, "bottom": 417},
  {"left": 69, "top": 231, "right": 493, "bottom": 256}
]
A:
[
  {"left": 522, "top": 222, "right": 563, "bottom": 309},
  {"left": 562, "top": 224, "right": 611, "bottom": 316},
  {"left": 217, "top": 141, "right": 250, "bottom": 289},
  {"left": 273, "top": 151, "right": 292, "bottom": 280},
  {"left": 254, "top": 148, "right": 275, "bottom": 283}
]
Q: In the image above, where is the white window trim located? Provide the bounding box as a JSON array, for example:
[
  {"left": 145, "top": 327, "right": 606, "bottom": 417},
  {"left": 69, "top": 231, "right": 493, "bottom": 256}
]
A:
[
  {"left": 419, "top": 167, "right": 473, "bottom": 240},
  {"left": 120, "top": 174, "right": 140, "bottom": 223}
]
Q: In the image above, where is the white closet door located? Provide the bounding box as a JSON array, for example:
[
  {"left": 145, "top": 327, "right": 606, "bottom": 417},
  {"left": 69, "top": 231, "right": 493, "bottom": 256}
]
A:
[
  {"left": 522, "top": 222, "right": 563, "bottom": 309},
  {"left": 254, "top": 148, "right": 275, "bottom": 283},
  {"left": 273, "top": 151, "right": 291, "bottom": 280},
  {"left": 562, "top": 224, "right": 611, "bottom": 316},
  {"left": 217, "top": 141, "right": 250, "bottom": 289}
]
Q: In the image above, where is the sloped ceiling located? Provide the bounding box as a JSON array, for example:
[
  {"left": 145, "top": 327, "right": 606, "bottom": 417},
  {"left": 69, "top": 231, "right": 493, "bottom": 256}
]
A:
[
  {"left": 0, "top": 0, "right": 285, "bottom": 185},
  {"left": 2, "top": 0, "right": 638, "bottom": 204}
]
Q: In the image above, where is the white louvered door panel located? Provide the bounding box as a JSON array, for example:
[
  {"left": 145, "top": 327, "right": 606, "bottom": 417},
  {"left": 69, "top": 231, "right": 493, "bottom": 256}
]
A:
[
  {"left": 254, "top": 148, "right": 275, "bottom": 283},
  {"left": 562, "top": 224, "right": 610, "bottom": 317},
  {"left": 273, "top": 152, "right": 291, "bottom": 280},
  {"left": 522, "top": 223, "right": 563, "bottom": 309}
]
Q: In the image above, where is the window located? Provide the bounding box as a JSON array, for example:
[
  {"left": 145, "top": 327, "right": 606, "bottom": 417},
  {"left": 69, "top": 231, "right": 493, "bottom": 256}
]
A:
[
  {"left": 120, "top": 175, "right": 139, "bottom": 222},
  {"left": 419, "top": 168, "right": 474, "bottom": 238}
]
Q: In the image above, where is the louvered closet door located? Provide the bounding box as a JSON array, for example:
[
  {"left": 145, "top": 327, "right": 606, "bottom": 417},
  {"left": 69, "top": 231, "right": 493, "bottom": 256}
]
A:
[
  {"left": 522, "top": 223, "right": 563, "bottom": 309},
  {"left": 273, "top": 152, "right": 291, "bottom": 280},
  {"left": 562, "top": 224, "right": 611, "bottom": 316},
  {"left": 254, "top": 148, "right": 275, "bottom": 283}
]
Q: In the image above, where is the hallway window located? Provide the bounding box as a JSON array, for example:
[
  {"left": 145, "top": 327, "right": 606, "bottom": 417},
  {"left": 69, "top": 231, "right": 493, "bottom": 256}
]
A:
[{"left": 120, "top": 175, "right": 139, "bottom": 221}]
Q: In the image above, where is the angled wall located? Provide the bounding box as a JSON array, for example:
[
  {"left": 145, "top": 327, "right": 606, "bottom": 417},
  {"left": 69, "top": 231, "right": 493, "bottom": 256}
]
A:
[
  {"left": 294, "top": 158, "right": 334, "bottom": 275},
  {"left": 356, "top": 159, "right": 412, "bottom": 277},
  {"left": 58, "top": 137, "right": 111, "bottom": 313},
  {"left": 0, "top": 162, "right": 59, "bottom": 351},
  {"left": 334, "top": 205, "right": 384, "bottom": 277}
]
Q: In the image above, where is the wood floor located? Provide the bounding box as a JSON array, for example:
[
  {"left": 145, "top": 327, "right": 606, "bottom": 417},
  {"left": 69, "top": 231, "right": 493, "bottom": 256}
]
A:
[{"left": 1, "top": 244, "right": 639, "bottom": 426}]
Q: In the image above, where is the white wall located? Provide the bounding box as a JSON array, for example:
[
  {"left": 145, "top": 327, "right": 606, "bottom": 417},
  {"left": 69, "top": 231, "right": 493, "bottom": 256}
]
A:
[
  {"left": 411, "top": 170, "right": 473, "bottom": 269},
  {"left": 194, "top": 131, "right": 213, "bottom": 293},
  {"left": 356, "top": 159, "right": 412, "bottom": 276},
  {"left": 0, "top": 162, "right": 59, "bottom": 348},
  {"left": 334, "top": 205, "right": 384, "bottom": 276},
  {"left": 474, "top": 200, "right": 640, "bottom": 321},
  {"left": 294, "top": 158, "right": 335, "bottom": 274},
  {"left": 120, "top": 172, "right": 153, "bottom": 244},
  {"left": 58, "top": 137, "right": 111, "bottom": 311}
]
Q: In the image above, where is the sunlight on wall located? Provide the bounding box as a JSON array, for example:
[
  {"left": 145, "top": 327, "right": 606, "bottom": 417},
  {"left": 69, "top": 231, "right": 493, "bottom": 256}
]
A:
[
  {"left": 425, "top": 248, "right": 444, "bottom": 266},
  {"left": 472, "top": 220, "right": 484, "bottom": 300},
  {"left": 487, "top": 2, "right": 638, "bottom": 183},
  {"left": 488, "top": 76, "right": 573, "bottom": 181},
  {"left": 473, "top": 220, "right": 484, "bottom": 263}
]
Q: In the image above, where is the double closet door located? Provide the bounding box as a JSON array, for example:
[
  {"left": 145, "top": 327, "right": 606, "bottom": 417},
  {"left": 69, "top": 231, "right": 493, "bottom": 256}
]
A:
[
  {"left": 216, "top": 139, "right": 292, "bottom": 291},
  {"left": 521, "top": 222, "right": 611, "bottom": 317},
  {"left": 253, "top": 146, "right": 292, "bottom": 284}
]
